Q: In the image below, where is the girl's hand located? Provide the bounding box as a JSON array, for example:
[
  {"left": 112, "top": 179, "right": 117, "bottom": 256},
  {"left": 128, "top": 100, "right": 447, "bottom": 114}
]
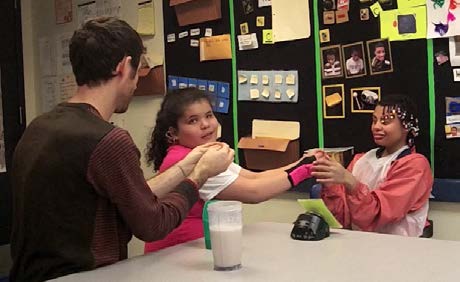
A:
[{"left": 311, "top": 159, "right": 358, "bottom": 190}]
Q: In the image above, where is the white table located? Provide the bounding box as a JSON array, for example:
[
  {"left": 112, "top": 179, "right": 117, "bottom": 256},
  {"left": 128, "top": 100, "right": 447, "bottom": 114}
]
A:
[{"left": 54, "top": 222, "right": 460, "bottom": 282}]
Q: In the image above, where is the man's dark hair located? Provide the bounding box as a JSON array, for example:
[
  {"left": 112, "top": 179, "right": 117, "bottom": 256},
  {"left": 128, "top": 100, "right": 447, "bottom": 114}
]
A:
[{"left": 69, "top": 17, "right": 144, "bottom": 87}]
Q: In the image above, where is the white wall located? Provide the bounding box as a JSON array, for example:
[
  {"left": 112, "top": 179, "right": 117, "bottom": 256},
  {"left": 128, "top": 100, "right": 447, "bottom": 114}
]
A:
[{"left": 19, "top": 0, "right": 460, "bottom": 263}]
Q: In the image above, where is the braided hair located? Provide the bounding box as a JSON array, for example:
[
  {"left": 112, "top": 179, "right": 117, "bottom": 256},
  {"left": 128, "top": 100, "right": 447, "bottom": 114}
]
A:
[{"left": 146, "top": 88, "right": 214, "bottom": 170}]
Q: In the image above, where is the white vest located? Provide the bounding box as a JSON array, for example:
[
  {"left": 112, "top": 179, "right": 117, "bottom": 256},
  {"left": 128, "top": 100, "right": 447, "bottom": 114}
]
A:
[{"left": 352, "top": 146, "right": 428, "bottom": 236}]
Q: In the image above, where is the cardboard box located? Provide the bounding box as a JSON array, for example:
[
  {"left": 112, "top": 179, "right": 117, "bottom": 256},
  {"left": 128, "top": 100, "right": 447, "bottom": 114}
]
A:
[
  {"left": 134, "top": 65, "right": 165, "bottom": 96},
  {"left": 170, "top": 0, "right": 222, "bottom": 27},
  {"left": 238, "top": 120, "right": 300, "bottom": 170}
]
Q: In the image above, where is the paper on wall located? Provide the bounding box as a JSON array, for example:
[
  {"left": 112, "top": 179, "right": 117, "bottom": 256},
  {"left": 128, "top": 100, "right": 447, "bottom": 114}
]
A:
[
  {"left": 258, "top": 0, "right": 272, "bottom": 7},
  {"left": 137, "top": 0, "right": 155, "bottom": 36},
  {"left": 77, "top": 0, "right": 98, "bottom": 27},
  {"left": 271, "top": 0, "right": 310, "bottom": 42},
  {"left": 427, "top": 0, "right": 460, "bottom": 38},
  {"left": 380, "top": 6, "right": 427, "bottom": 41},
  {"left": 449, "top": 36, "right": 460, "bottom": 66},
  {"left": 55, "top": 0, "right": 73, "bottom": 24},
  {"left": 41, "top": 76, "right": 59, "bottom": 113},
  {"left": 58, "top": 74, "right": 77, "bottom": 103},
  {"left": 56, "top": 32, "right": 73, "bottom": 75},
  {"left": 199, "top": 34, "right": 232, "bottom": 61},
  {"left": 238, "top": 33, "right": 259, "bottom": 50},
  {"left": 39, "top": 37, "right": 55, "bottom": 76}
]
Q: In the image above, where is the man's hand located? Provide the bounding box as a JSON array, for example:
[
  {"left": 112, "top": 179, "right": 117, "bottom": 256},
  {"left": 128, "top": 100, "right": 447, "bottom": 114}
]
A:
[
  {"left": 188, "top": 143, "right": 234, "bottom": 187},
  {"left": 311, "top": 158, "right": 357, "bottom": 191},
  {"left": 176, "top": 142, "right": 223, "bottom": 175}
]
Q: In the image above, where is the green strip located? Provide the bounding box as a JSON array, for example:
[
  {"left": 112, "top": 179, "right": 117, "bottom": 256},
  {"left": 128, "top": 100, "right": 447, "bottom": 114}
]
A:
[
  {"left": 426, "top": 39, "right": 435, "bottom": 174},
  {"left": 313, "top": 0, "right": 324, "bottom": 148},
  {"left": 229, "top": 0, "right": 239, "bottom": 163}
]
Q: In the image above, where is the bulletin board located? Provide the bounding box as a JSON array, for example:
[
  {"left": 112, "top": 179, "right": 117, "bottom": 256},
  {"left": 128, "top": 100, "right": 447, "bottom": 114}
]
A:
[
  {"left": 162, "top": 0, "right": 235, "bottom": 147},
  {"left": 162, "top": 0, "right": 460, "bottom": 187}
]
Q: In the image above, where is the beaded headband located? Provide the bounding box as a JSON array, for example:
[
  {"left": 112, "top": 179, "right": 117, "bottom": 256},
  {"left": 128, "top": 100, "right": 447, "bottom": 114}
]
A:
[{"left": 381, "top": 105, "right": 419, "bottom": 138}]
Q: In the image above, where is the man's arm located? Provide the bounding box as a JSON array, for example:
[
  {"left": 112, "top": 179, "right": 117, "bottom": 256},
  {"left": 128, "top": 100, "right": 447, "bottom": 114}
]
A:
[{"left": 148, "top": 143, "right": 234, "bottom": 198}]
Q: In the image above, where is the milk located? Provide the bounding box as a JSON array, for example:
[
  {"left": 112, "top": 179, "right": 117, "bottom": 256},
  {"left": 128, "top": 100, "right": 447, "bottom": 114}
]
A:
[{"left": 210, "top": 225, "right": 242, "bottom": 269}]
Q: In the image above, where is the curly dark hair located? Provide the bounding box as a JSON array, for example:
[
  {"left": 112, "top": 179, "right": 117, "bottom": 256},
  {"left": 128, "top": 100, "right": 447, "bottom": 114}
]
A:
[
  {"left": 378, "top": 94, "right": 419, "bottom": 147},
  {"left": 146, "top": 88, "right": 214, "bottom": 170}
]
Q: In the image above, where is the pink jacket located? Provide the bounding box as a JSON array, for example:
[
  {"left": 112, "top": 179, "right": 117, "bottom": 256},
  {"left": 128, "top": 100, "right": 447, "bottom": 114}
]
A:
[{"left": 321, "top": 152, "right": 433, "bottom": 234}]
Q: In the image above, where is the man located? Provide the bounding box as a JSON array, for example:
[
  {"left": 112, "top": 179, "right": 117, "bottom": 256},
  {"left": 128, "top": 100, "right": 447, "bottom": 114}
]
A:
[{"left": 10, "top": 17, "right": 233, "bottom": 281}]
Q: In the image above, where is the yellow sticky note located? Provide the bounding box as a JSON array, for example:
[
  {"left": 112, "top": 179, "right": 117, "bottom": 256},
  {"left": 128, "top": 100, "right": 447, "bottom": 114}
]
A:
[
  {"left": 137, "top": 1, "right": 155, "bottom": 35},
  {"left": 261, "top": 88, "right": 270, "bottom": 98},
  {"left": 250, "top": 74, "right": 258, "bottom": 84},
  {"left": 250, "top": 89, "right": 260, "bottom": 99},
  {"left": 286, "top": 74, "right": 296, "bottom": 85},
  {"left": 256, "top": 16, "right": 265, "bottom": 27},
  {"left": 370, "top": 2, "right": 382, "bottom": 17},
  {"left": 262, "top": 75, "right": 269, "bottom": 85},
  {"left": 274, "top": 74, "right": 283, "bottom": 84},
  {"left": 263, "top": 29, "right": 274, "bottom": 44},
  {"left": 274, "top": 89, "right": 281, "bottom": 99}
]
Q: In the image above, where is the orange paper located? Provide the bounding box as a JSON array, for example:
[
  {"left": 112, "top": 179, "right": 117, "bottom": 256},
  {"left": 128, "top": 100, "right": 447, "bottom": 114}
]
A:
[{"left": 199, "top": 34, "right": 232, "bottom": 62}]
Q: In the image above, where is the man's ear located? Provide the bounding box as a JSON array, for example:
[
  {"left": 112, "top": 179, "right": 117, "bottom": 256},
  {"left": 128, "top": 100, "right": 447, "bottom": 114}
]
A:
[{"left": 114, "top": 56, "right": 133, "bottom": 77}]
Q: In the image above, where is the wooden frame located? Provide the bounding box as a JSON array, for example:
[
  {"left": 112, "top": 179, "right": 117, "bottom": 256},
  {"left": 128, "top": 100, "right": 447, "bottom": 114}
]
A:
[{"left": 350, "top": 87, "right": 381, "bottom": 113}]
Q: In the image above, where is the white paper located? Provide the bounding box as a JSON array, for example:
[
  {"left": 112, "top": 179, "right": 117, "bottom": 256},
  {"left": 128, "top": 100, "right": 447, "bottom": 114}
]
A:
[
  {"left": 103, "top": 0, "right": 122, "bottom": 18},
  {"left": 190, "top": 28, "right": 200, "bottom": 36},
  {"left": 41, "top": 76, "right": 59, "bottom": 113},
  {"left": 56, "top": 32, "right": 73, "bottom": 75},
  {"left": 205, "top": 28, "right": 213, "bottom": 37},
  {"left": 427, "top": 3, "right": 460, "bottom": 38},
  {"left": 449, "top": 36, "right": 460, "bottom": 66},
  {"left": 272, "top": 0, "right": 310, "bottom": 42},
  {"left": 39, "top": 37, "right": 55, "bottom": 76},
  {"left": 77, "top": 0, "right": 98, "bottom": 26},
  {"left": 167, "top": 33, "right": 176, "bottom": 43},
  {"left": 258, "top": 0, "right": 272, "bottom": 7},
  {"left": 0, "top": 69, "right": 5, "bottom": 172},
  {"left": 238, "top": 33, "right": 259, "bottom": 50},
  {"left": 178, "top": 31, "right": 189, "bottom": 38},
  {"left": 58, "top": 74, "right": 77, "bottom": 102},
  {"left": 190, "top": 39, "right": 199, "bottom": 47}
]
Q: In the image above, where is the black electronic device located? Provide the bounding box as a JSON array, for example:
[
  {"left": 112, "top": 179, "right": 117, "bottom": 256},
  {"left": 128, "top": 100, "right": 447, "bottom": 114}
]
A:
[{"left": 290, "top": 212, "right": 330, "bottom": 241}]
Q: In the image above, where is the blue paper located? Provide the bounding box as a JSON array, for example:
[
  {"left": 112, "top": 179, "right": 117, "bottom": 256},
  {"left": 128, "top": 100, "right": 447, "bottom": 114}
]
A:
[
  {"left": 217, "top": 82, "right": 230, "bottom": 98},
  {"left": 178, "top": 77, "right": 189, "bottom": 89},
  {"left": 188, "top": 78, "right": 198, "bottom": 88},
  {"left": 197, "top": 80, "right": 208, "bottom": 91},
  {"left": 168, "top": 76, "right": 178, "bottom": 90},
  {"left": 207, "top": 81, "right": 218, "bottom": 95},
  {"left": 214, "top": 97, "right": 230, "bottom": 114}
]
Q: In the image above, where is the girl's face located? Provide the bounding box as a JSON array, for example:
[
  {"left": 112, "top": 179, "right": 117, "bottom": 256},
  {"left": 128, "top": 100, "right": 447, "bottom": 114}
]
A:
[
  {"left": 371, "top": 105, "right": 408, "bottom": 153},
  {"left": 374, "top": 46, "right": 385, "bottom": 61},
  {"left": 173, "top": 100, "right": 219, "bottom": 148}
]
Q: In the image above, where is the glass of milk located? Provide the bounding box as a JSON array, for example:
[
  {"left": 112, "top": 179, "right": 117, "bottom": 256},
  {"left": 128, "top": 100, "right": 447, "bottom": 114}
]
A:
[{"left": 207, "top": 201, "right": 243, "bottom": 271}]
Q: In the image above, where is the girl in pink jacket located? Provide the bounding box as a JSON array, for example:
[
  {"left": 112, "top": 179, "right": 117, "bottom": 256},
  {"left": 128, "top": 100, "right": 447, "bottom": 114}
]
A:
[{"left": 313, "top": 95, "right": 432, "bottom": 236}]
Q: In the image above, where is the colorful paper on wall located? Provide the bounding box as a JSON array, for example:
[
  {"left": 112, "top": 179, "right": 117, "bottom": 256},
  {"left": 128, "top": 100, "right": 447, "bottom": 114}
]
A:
[
  {"left": 427, "top": 0, "right": 460, "bottom": 38},
  {"left": 271, "top": 0, "right": 310, "bottom": 42},
  {"left": 380, "top": 6, "right": 427, "bottom": 41},
  {"left": 397, "top": 0, "right": 425, "bottom": 9}
]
